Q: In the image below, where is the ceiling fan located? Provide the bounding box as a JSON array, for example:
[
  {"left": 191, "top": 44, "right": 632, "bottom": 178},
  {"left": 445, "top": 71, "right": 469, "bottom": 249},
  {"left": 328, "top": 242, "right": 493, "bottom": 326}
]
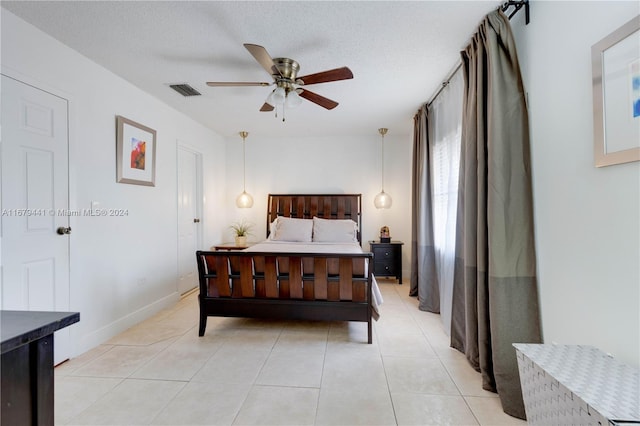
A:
[{"left": 206, "top": 44, "right": 353, "bottom": 113}]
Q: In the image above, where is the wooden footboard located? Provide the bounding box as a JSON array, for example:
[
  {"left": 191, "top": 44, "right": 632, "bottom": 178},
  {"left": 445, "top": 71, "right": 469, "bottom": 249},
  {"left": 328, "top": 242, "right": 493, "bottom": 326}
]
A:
[{"left": 195, "top": 250, "right": 374, "bottom": 343}]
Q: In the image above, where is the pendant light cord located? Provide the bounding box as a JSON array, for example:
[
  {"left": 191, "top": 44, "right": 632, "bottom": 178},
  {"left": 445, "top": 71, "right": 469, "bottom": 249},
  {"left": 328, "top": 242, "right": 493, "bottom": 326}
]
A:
[
  {"left": 378, "top": 128, "right": 388, "bottom": 192},
  {"left": 242, "top": 135, "right": 247, "bottom": 192},
  {"left": 239, "top": 131, "right": 249, "bottom": 193},
  {"left": 381, "top": 132, "right": 384, "bottom": 191}
]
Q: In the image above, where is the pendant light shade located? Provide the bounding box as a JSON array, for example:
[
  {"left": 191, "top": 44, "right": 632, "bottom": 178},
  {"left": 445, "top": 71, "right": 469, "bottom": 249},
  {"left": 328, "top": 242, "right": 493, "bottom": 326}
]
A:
[
  {"left": 374, "top": 128, "right": 392, "bottom": 209},
  {"left": 374, "top": 190, "right": 392, "bottom": 209},
  {"left": 236, "top": 191, "right": 254, "bottom": 208},
  {"left": 236, "top": 131, "right": 253, "bottom": 208}
]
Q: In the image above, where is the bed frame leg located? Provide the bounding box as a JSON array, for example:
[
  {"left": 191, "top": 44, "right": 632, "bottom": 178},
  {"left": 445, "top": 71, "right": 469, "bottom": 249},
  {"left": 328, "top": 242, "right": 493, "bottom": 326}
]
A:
[
  {"left": 198, "top": 313, "right": 207, "bottom": 337},
  {"left": 367, "top": 319, "right": 372, "bottom": 344}
]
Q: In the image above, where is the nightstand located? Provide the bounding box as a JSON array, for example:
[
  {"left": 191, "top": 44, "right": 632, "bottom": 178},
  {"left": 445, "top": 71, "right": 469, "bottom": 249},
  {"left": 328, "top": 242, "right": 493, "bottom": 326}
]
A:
[
  {"left": 212, "top": 242, "right": 254, "bottom": 251},
  {"left": 369, "top": 240, "right": 403, "bottom": 284}
]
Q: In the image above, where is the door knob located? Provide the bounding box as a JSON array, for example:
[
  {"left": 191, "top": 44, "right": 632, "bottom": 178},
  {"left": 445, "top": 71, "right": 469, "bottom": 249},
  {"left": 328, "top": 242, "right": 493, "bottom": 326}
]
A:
[
  {"left": 57, "top": 226, "right": 72, "bottom": 235},
  {"left": 193, "top": 218, "right": 201, "bottom": 223}
]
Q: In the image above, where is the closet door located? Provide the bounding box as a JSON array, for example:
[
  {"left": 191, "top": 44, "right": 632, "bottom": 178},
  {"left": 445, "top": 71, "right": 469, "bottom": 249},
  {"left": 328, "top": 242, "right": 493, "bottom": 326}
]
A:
[{"left": 1, "top": 74, "right": 72, "bottom": 364}]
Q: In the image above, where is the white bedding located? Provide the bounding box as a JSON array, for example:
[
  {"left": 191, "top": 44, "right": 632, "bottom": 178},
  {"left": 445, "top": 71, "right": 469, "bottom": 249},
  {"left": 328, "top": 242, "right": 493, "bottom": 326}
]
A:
[{"left": 244, "top": 240, "right": 383, "bottom": 319}]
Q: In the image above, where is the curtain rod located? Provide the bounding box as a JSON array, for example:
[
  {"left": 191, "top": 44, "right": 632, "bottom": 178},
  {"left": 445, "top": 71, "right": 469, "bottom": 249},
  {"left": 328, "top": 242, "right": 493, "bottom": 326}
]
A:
[
  {"left": 426, "top": 62, "right": 462, "bottom": 108},
  {"left": 425, "top": 0, "right": 529, "bottom": 108},
  {"left": 502, "top": 0, "right": 530, "bottom": 25}
]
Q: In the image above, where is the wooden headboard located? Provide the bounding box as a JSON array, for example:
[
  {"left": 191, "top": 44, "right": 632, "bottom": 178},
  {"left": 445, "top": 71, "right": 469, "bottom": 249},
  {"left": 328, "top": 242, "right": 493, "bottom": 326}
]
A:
[{"left": 266, "top": 194, "right": 362, "bottom": 244}]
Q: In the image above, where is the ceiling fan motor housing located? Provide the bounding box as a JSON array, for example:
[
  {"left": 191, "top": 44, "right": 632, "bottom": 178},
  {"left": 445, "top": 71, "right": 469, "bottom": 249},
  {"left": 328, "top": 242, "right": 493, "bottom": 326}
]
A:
[
  {"left": 273, "top": 58, "right": 301, "bottom": 92},
  {"left": 273, "top": 58, "right": 299, "bottom": 80}
]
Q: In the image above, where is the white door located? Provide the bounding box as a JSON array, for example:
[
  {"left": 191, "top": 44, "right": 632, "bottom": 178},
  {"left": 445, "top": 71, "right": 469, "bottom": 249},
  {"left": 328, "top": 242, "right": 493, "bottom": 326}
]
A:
[
  {"left": 1, "top": 75, "right": 71, "bottom": 365},
  {"left": 177, "top": 146, "right": 202, "bottom": 295}
]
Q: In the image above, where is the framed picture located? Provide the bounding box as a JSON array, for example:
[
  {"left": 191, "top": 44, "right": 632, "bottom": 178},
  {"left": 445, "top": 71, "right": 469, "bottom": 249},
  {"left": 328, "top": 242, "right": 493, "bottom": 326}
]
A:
[
  {"left": 592, "top": 15, "right": 640, "bottom": 167},
  {"left": 116, "top": 115, "right": 157, "bottom": 186}
]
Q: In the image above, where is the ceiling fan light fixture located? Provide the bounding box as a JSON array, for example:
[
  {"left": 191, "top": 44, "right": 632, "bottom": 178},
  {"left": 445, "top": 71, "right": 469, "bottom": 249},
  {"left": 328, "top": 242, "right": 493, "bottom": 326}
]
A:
[
  {"left": 265, "top": 89, "right": 276, "bottom": 107},
  {"left": 272, "top": 86, "right": 286, "bottom": 105},
  {"left": 285, "top": 90, "right": 302, "bottom": 109}
]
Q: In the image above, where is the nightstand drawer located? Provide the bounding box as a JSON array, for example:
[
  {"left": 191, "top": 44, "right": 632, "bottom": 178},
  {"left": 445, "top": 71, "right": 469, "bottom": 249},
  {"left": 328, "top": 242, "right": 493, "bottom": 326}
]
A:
[
  {"left": 373, "top": 262, "right": 396, "bottom": 276},
  {"left": 372, "top": 247, "right": 395, "bottom": 260}
]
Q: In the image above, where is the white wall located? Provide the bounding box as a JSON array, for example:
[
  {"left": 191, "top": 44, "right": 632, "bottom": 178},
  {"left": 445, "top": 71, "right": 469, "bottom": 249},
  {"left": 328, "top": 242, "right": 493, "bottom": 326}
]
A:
[
  {"left": 1, "top": 10, "right": 227, "bottom": 356},
  {"left": 511, "top": 1, "right": 640, "bottom": 367},
  {"left": 222, "top": 133, "right": 414, "bottom": 276}
]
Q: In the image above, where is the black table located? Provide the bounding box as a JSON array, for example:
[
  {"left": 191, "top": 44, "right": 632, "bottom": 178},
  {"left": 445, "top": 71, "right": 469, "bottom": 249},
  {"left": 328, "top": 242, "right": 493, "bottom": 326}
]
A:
[{"left": 1, "top": 310, "right": 79, "bottom": 425}]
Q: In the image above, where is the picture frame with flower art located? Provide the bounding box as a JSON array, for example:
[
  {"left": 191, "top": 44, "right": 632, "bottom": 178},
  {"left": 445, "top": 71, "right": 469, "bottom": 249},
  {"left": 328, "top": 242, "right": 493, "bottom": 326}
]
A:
[{"left": 116, "top": 115, "right": 157, "bottom": 186}]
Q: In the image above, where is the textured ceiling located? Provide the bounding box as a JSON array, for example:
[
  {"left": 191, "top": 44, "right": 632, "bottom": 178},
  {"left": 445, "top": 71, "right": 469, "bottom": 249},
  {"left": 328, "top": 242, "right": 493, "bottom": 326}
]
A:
[{"left": 2, "top": 1, "right": 502, "bottom": 138}]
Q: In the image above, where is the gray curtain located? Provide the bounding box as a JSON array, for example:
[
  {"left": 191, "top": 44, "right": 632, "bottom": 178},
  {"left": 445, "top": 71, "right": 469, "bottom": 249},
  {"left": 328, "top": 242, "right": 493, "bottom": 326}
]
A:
[
  {"left": 449, "top": 10, "right": 542, "bottom": 419},
  {"left": 409, "top": 105, "right": 439, "bottom": 312}
]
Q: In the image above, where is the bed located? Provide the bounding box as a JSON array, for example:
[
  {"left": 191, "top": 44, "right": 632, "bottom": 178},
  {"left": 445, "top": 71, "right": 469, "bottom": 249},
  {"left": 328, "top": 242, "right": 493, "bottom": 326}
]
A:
[{"left": 195, "top": 193, "right": 382, "bottom": 343}]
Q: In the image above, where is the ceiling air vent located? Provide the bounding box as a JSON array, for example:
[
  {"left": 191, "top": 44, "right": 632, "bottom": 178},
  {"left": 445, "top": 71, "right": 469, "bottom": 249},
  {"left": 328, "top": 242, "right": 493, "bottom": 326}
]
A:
[{"left": 169, "top": 84, "right": 201, "bottom": 97}]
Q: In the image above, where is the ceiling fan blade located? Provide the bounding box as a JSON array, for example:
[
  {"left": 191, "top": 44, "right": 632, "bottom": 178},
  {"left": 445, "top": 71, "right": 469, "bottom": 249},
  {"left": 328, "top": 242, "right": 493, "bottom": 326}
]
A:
[
  {"left": 297, "top": 67, "right": 353, "bottom": 85},
  {"left": 206, "top": 82, "right": 271, "bottom": 87},
  {"left": 298, "top": 89, "right": 339, "bottom": 110},
  {"left": 260, "top": 103, "right": 274, "bottom": 112},
  {"left": 244, "top": 43, "right": 283, "bottom": 78}
]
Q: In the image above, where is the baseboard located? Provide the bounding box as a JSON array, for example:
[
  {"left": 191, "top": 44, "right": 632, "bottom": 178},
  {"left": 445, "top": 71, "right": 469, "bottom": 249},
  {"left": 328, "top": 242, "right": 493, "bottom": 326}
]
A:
[{"left": 73, "top": 291, "right": 180, "bottom": 357}]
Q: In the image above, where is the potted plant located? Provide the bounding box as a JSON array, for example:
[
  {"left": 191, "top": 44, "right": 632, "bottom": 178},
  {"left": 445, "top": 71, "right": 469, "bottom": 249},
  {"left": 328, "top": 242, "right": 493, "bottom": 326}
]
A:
[{"left": 229, "top": 219, "right": 253, "bottom": 246}]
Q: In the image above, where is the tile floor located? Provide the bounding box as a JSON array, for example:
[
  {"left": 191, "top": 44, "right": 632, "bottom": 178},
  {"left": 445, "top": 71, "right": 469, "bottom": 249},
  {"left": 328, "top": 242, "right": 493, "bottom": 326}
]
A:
[{"left": 54, "top": 280, "right": 527, "bottom": 425}]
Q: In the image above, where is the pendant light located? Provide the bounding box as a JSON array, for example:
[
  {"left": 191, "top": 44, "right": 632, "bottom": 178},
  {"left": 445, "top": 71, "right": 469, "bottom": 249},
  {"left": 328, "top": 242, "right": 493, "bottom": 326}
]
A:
[
  {"left": 374, "top": 128, "right": 392, "bottom": 209},
  {"left": 236, "top": 131, "right": 253, "bottom": 208}
]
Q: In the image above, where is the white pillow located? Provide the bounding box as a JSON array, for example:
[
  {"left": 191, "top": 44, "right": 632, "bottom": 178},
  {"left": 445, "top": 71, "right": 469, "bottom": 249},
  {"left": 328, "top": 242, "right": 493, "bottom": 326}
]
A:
[
  {"left": 267, "top": 217, "right": 279, "bottom": 240},
  {"left": 312, "top": 216, "right": 358, "bottom": 243},
  {"left": 271, "top": 217, "right": 313, "bottom": 242}
]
